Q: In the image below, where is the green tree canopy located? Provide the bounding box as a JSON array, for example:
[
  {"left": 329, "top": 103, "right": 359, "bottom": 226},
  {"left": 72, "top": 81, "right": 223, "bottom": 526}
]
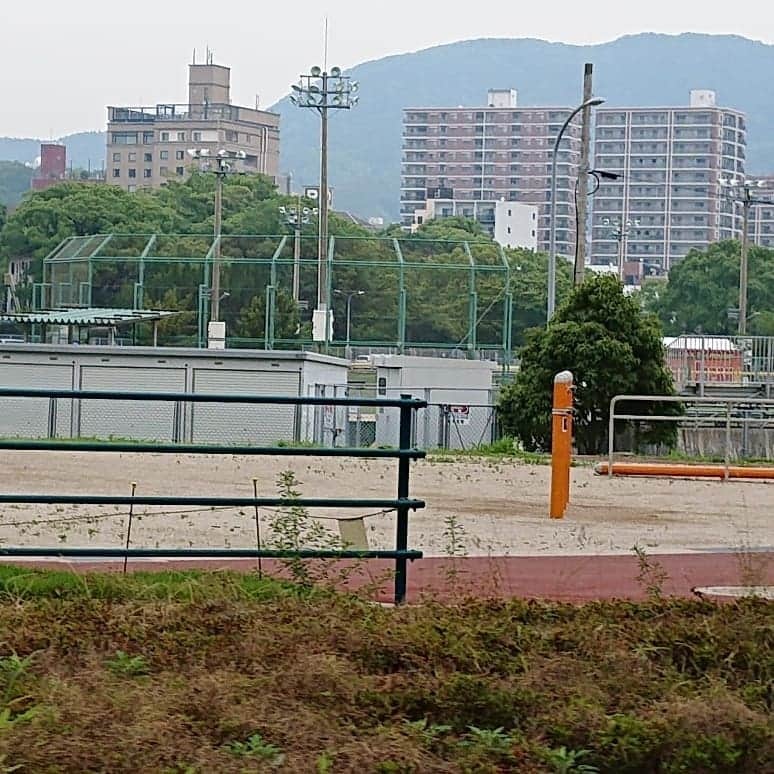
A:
[
  {"left": 499, "top": 274, "right": 679, "bottom": 454},
  {"left": 643, "top": 241, "right": 774, "bottom": 336}
]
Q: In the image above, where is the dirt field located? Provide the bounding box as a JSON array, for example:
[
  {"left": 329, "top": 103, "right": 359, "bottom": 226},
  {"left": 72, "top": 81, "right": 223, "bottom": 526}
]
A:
[{"left": 0, "top": 451, "right": 771, "bottom": 557}]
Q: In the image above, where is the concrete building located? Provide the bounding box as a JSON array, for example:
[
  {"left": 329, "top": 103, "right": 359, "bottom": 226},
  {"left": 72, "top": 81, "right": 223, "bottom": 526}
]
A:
[
  {"left": 401, "top": 89, "right": 581, "bottom": 256},
  {"left": 106, "top": 61, "right": 280, "bottom": 192},
  {"left": 591, "top": 90, "right": 747, "bottom": 282},
  {"left": 411, "top": 198, "right": 538, "bottom": 250}
]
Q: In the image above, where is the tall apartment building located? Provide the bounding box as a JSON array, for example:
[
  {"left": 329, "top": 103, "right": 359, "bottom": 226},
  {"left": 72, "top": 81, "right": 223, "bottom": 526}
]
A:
[
  {"left": 106, "top": 62, "right": 280, "bottom": 191},
  {"left": 590, "top": 90, "right": 747, "bottom": 281},
  {"left": 401, "top": 89, "right": 581, "bottom": 256},
  {"left": 748, "top": 175, "right": 774, "bottom": 249}
]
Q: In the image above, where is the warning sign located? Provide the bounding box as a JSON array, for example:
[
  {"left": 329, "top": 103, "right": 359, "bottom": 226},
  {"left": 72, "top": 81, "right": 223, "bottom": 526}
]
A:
[{"left": 449, "top": 405, "right": 470, "bottom": 425}]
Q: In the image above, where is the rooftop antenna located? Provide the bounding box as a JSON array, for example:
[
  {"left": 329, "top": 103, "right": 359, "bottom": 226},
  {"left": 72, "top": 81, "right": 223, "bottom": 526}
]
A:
[
  {"left": 192, "top": 48, "right": 196, "bottom": 65},
  {"left": 255, "top": 94, "right": 260, "bottom": 109}
]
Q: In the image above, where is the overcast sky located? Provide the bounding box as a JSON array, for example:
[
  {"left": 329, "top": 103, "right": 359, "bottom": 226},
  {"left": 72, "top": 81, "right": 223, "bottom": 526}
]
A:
[{"left": 1, "top": 0, "right": 772, "bottom": 138}]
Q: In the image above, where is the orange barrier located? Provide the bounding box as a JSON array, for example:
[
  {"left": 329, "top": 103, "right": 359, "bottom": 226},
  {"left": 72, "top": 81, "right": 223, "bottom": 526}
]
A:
[
  {"left": 550, "top": 371, "right": 574, "bottom": 518},
  {"left": 595, "top": 462, "right": 774, "bottom": 480}
]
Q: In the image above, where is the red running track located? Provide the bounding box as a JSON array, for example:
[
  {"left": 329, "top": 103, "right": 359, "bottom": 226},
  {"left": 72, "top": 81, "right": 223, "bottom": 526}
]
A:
[{"left": 5, "top": 551, "right": 772, "bottom": 603}]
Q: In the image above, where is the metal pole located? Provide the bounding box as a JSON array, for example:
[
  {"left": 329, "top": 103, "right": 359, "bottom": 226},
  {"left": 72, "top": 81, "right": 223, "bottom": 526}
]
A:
[
  {"left": 211, "top": 169, "right": 223, "bottom": 323},
  {"left": 346, "top": 294, "right": 352, "bottom": 349},
  {"left": 394, "top": 394, "right": 413, "bottom": 605},
  {"left": 547, "top": 143, "right": 560, "bottom": 320},
  {"left": 318, "top": 82, "right": 329, "bottom": 322},
  {"left": 548, "top": 105, "right": 587, "bottom": 320},
  {"left": 292, "top": 210, "right": 301, "bottom": 303},
  {"left": 617, "top": 230, "right": 625, "bottom": 282},
  {"left": 574, "top": 63, "right": 593, "bottom": 286},
  {"left": 739, "top": 195, "right": 750, "bottom": 336}
]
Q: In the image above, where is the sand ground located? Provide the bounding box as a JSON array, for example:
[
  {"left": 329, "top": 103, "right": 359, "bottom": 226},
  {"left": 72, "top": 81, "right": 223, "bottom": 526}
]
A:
[{"left": 0, "top": 452, "right": 771, "bottom": 557}]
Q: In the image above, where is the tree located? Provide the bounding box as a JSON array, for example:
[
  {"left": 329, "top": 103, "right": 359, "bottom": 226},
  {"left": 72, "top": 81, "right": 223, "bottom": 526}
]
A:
[
  {"left": 499, "top": 274, "right": 679, "bottom": 454},
  {"left": 234, "top": 288, "right": 300, "bottom": 342},
  {"left": 645, "top": 241, "right": 774, "bottom": 335}
]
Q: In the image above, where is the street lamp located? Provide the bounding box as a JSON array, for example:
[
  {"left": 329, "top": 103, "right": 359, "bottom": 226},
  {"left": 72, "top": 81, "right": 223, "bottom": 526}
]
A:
[
  {"left": 602, "top": 216, "right": 641, "bottom": 282},
  {"left": 333, "top": 288, "right": 365, "bottom": 358},
  {"left": 547, "top": 97, "right": 605, "bottom": 321},
  {"left": 291, "top": 65, "right": 359, "bottom": 345},
  {"left": 719, "top": 177, "right": 771, "bottom": 335},
  {"left": 279, "top": 199, "right": 318, "bottom": 302},
  {"left": 187, "top": 148, "right": 246, "bottom": 326}
]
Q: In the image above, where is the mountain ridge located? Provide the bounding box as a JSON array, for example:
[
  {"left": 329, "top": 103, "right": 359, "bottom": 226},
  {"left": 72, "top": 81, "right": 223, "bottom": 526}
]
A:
[{"left": 2, "top": 34, "right": 773, "bottom": 218}]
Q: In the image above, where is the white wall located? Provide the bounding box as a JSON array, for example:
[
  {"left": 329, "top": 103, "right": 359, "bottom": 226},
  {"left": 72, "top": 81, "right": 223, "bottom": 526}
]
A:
[{"left": 495, "top": 201, "right": 538, "bottom": 250}]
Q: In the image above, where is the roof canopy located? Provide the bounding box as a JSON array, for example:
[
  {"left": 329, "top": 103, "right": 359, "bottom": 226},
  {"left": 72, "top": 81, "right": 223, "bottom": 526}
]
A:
[{"left": 0, "top": 308, "right": 180, "bottom": 327}]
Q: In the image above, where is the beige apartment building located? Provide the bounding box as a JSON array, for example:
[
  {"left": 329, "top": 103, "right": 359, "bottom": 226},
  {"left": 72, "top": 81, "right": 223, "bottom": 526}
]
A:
[
  {"left": 401, "top": 89, "right": 582, "bottom": 257},
  {"left": 106, "top": 62, "right": 280, "bottom": 191}
]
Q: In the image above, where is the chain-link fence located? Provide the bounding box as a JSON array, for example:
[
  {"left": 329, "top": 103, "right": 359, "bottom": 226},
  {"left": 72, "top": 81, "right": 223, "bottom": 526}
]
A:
[{"left": 312, "top": 385, "right": 500, "bottom": 451}]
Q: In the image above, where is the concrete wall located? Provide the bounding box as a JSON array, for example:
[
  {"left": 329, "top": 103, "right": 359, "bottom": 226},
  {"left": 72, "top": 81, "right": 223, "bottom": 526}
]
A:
[{"left": 0, "top": 345, "right": 348, "bottom": 445}]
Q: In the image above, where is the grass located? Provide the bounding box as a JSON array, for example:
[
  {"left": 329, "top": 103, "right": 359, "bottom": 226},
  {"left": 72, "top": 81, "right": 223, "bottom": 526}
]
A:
[
  {"left": 0, "top": 567, "right": 769, "bottom": 772},
  {"left": 429, "top": 437, "right": 551, "bottom": 464}
]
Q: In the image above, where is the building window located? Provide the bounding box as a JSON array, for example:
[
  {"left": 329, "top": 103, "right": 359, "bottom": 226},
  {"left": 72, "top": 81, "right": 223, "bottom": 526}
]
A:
[
  {"left": 142, "top": 131, "right": 154, "bottom": 144},
  {"left": 127, "top": 185, "right": 136, "bottom": 193},
  {"left": 111, "top": 132, "right": 138, "bottom": 145},
  {"left": 160, "top": 150, "right": 169, "bottom": 160},
  {"left": 112, "top": 152, "right": 121, "bottom": 162},
  {"left": 175, "top": 150, "right": 185, "bottom": 160},
  {"left": 177, "top": 132, "right": 185, "bottom": 142},
  {"left": 193, "top": 131, "right": 202, "bottom": 142},
  {"left": 112, "top": 168, "right": 121, "bottom": 178},
  {"left": 225, "top": 130, "right": 238, "bottom": 142},
  {"left": 507, "top": 227, "right": 512, "bottom": 234},
  {"left": 128, "top": 168, "right": 137, "bottom": 178},
  {"left": 160, "top": 132, "right": 169, "bottom": 141},
  {"left": 160, "top": 166, "right": 168, "bottom": 177},
  {"left": 176, "top": 166, "right": 184, "bottom": 176},
  {"left": 143, "top": 168, "right": 152, "bottom": 178},
  {"left": 128, "top": 152, "right": 137, "bottom": 162},
  {"left": 144, "top": 152, "right": 152, "bottom": 162}
]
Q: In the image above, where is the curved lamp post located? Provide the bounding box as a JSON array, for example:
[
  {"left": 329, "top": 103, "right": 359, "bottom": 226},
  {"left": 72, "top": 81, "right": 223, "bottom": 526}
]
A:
[{"left": 547, "top": 97, "right": 605, "bottom": 321}]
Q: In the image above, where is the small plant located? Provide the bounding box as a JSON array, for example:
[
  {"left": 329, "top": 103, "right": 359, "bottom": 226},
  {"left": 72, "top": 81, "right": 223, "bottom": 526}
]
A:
[
  {"left": 544, "top": 746, "right": 599, "bottom": 773},
  {"left": 632, "top": 544, "right": 669, "bottom": 599},
  {"left": 403, "top": 718, "right": 453, "bottom": 748},
  {"left": 458, "top": 725, "right": 514, "bottom": 755},
  {"left": 226, "top": 733, "right": 285, "bottom": 766},
  {"left": 268, "top": 470, "right": 345, "bottom": 587},
  {"left": 105, "top": 650, "right": 150, "bottom": 677},
  {"left": 0, "top": 653, "right": 34, "bottom": 708},
  {"left": 441, "top": 513, "right": 468, "bottom": 588},
  {"left": 315, "top": 751, "right": 335, "bottom": 773}
]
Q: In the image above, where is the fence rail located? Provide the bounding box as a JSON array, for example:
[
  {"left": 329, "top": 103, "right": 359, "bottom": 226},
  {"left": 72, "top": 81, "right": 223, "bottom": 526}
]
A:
[
  {"left": 608, "top": 394, "right": 774, "bottom": 477},
  {"left": 0, "top": 388, "right": 427, "bottom": 604}
]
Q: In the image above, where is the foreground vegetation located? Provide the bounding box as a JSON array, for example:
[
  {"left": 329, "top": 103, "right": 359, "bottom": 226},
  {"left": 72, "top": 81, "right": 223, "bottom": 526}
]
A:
[{"left": 0, "top": 567, "right": 769, "bottom": 772}]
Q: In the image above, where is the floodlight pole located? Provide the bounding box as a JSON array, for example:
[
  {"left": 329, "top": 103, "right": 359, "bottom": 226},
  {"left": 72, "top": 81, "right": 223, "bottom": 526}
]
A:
[
  {"left": 212, "top": 169, "right": 224, "bottom": 322},
  {"left": 319, "top": 94, "right": 329, "bottom": 314},
  {"left": 293, "top": 195, "right": 302, "bottom": 302}
]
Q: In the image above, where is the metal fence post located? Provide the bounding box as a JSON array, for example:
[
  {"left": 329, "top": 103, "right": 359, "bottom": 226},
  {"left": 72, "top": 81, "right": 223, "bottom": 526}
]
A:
[
  {"left": 394, "top": 394, "right": 413, "bottom": 605},
  {"left": 725, "top": 402, "right": 731, "bottom": 481}
]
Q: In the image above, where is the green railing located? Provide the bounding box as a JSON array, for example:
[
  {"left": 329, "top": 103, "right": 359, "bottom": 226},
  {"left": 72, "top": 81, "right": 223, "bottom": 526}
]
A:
[{"left": 0, "top": 388, "right": 427, "bottom": 604}]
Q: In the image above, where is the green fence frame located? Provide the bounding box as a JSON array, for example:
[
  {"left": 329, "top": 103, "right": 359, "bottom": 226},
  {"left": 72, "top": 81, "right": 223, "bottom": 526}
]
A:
[{"left": 0, "top": 388, "right": 427, "bottom": 604}]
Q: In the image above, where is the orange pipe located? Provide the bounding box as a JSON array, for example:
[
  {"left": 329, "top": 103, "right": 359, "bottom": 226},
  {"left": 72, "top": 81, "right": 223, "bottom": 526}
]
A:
[
  {"left": 550, "top": 371, "right": 574, "bottom": 518},
  {"left": 595, "top": 462, "right": 774, "bottom": 480}
]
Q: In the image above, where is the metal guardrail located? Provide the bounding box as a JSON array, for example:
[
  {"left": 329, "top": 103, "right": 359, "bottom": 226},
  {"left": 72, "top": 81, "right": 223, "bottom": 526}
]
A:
[
  {"left": 608, "top": 394, "right": 774, "bottom": 479},
  {"left": 0, "top": 388, "right": 427, "bottom": 604}
]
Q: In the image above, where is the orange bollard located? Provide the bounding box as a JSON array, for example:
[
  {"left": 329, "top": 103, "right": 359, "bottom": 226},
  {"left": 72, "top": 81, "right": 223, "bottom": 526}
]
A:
[{"left": 550, "top": 370, "right": 574, "bottom": 519}]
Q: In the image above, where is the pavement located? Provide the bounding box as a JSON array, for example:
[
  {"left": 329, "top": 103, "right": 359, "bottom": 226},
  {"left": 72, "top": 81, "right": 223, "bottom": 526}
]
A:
[{"left": 3, "top": 550, "right": 772, "bottom": 603}]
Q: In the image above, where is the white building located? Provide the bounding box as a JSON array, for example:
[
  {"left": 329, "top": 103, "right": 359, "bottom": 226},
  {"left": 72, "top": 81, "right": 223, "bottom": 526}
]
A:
[{"left": 411, "top": 198, "right": 538, "bottom": 250}]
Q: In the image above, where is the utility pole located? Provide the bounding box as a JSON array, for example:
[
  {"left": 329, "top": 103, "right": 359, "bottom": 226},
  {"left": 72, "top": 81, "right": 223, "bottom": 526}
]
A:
[
  {"left": 719, "top": 176, "right": 771, "bottom": 336},
  {"left": 574, "top": 63, "right": 593, "bottom": 286},
  {"left": 739, "top": 195, "right": 751, "bottom": 335},
  {"left": 280, "top": 197, "right": 318, "bottom": 304}
]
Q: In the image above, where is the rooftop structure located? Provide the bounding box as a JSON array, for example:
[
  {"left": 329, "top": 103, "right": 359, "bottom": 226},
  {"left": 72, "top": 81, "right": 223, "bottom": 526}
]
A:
[{"left": 106, "top": 60, "right": 280, "bottom": 192}]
